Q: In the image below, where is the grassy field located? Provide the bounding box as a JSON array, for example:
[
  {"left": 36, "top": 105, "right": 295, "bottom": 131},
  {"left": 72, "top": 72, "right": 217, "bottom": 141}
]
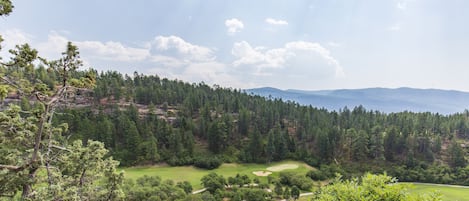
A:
[
  {"left": 296, "top": 183, "right": 469, "bottom": 201},
  {"left": 405, "top": 182, "right": 469, "bottom": 201},
  {"left": 122, "top": 163, "right": 469, "bottom": 200},
  {"left": 121, "top": 160, "right": 314, "bottom": 189}
]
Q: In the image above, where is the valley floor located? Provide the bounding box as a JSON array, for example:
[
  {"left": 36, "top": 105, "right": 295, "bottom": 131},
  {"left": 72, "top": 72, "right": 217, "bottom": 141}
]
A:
[
  {"left": 122, "top": 161, "right": 469, "bottom": 200},
  {"left": 404, "top": 182, "right": 469, "bottom": 201}
]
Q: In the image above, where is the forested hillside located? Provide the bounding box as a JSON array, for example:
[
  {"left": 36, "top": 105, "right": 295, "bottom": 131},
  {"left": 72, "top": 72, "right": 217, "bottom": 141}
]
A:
[{"left": 39, "top": 70, "right": 469, "bottom": 185}]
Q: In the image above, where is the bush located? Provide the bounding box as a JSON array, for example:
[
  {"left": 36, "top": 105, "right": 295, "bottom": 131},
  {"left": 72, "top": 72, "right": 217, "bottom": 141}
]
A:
[
  {"left": 307, "top": 170, "right": 326, "bottom": 180},
  {"left": 167, "top": 155, "right": 193, "bottom": 166},
  {"left": 176, "top": 181, "right": 193, "bottom": 194},
  {"left": 319, "top": 164, "right": 345, "bottom": 179},
  {"left": 304, "top": 156, "right": 320, "bottom": 167},
  {"left": 279, "top": 172, "right": 313, "bottom": 191},
  {"left": 194, "top": 156, "right": 222, "bottom": 169},
  {"left": 314, "top": 173, "right": 442, "bottom": 201}
]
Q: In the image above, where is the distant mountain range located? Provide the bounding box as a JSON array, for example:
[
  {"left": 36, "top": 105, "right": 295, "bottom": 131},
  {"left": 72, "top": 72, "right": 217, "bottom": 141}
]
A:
[{"left": 245, "top": 87, "right": 469, "bottom": 114}]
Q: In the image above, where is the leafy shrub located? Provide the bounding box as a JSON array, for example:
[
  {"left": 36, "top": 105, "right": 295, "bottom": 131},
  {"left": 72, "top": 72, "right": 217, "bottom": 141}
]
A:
[
  {"left": 307, "top": 169, "right": 326, "bottom": 180},
  {"left": 279, "top": 172, "right": 313, "bottom": 191},
  {"left": 194, "top": 156, "right": 222, "bottom": 169},
  {"left": 167, "top": 156, "right": 193, "bottom": 166}
]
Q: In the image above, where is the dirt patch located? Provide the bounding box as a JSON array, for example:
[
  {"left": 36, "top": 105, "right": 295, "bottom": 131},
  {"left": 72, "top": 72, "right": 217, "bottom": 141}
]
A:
[
  {"left": 252, "top": 171, "right": 272, "bottom": 176},
  {"left": 266, "top": 164, "right": 299, "bottom": 172}
]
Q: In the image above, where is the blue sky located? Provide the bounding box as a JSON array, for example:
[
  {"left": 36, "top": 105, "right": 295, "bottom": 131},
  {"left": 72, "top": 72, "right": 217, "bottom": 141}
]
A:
[{"left": 1, "top": 0, "right": 469, "bottom": 91}]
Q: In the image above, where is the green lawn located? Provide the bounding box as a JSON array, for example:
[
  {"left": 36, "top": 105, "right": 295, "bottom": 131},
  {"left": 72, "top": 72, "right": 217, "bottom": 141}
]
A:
[
  {"left": 121, "top": 160, "right": 314, "bottom": 189},
  {"left": 297, "top": 182, "right": 469, "bottom": 201},
  {"left": 121, "top": 164, "right": 469, "bottom": 200},
  {"left": 405, "top": 182, "right": 469, "bottom": 201}
]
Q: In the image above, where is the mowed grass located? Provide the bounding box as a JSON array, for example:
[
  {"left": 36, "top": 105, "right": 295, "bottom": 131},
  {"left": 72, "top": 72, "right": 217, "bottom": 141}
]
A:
[
  {"left": 405, "top": 182, "right": 469, "bottom": 201},
  {"left": 297, "top": 182, "right": 469, "bottom": 201},
  {"left": 121, "top": 160, "right": 314, "bottom": 189}
]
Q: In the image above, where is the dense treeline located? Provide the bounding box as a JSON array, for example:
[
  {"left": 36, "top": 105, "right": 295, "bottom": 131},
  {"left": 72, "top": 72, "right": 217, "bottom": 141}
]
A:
[{"left": 44, "top": 70, "right": 468, "bottom": 185}]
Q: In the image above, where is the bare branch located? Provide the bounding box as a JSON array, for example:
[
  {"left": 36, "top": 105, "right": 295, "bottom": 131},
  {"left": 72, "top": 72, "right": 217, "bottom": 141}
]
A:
[
  {"left": 34, "top": 92, "right": 46, "bottom": 103},
  {"left": 50, "top": 145, "right": 70, "bottom": 152},
  {"left": 0, "top": 164, "right": 20, "bottom": 170}
]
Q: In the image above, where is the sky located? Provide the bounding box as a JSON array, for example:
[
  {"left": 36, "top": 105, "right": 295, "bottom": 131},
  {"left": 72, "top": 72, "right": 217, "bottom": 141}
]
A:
[{"left": 1, "top": 0, "right": 469, "bottom": 91}]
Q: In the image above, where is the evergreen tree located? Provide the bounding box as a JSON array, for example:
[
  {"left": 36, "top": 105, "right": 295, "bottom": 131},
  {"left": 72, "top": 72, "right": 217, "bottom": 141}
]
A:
[
  {"left": 351, "top": 130, "right": 369, "bottom": 161},
  {"left": 266, "top": 131, "right": 276, "bottom": 163},
  {"left": 208, "top": 120, "right": 228, "bottom": 154},
  {"left": 369, "top": 126, "right": 384, "bottom": 160},
  {"left": 238, "top": 108, "right": 250, "bottom": 136},
  {"left": 274, "top": 182, "right": 283, "bottom": 197},
  {"left": 448, "top": 140, "right": 467, "bottom": 168},
  {"left": 384, "top": 127, "right": 398, "bottom": 161},
  {"left": 0, "top": 32, "right": 123, "bottom": 199},
  {"left": 291, "top": 186, "right": 300, "bottom": 200}
]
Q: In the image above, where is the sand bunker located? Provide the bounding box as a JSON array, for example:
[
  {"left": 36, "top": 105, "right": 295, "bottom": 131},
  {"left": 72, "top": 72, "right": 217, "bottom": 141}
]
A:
[
  {"left": 252, "top": 171, "right": 273, "bottom": 176},
  {"left": 266, "top": 164, "right": 299, "bottom": 172}
]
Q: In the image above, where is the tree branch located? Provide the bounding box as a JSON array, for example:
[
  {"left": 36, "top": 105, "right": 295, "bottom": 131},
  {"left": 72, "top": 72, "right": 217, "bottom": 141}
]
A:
[
  {"left": 0, "top": 61, "right": 17, "bottom": 67},
  {"left": 0, "top": 193, "right": 15, "bottom": 198},
  {"left": 0, "top": 76, "right": 24, "bottom": 95},
  {"left": 51, "top": 145, "right": 71, "bottom": 152},
  {"left": 0, "top": 164, "right": 20, "bottom": 170}
]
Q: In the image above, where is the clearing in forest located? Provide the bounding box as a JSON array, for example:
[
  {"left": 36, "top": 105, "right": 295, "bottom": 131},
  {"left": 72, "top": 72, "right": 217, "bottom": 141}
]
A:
[
  {"left": 122, "top": 160, "right": 312, "bottom": 189},
  {"left": 266, "top": 164, "right": 299, "bottom": 172}
]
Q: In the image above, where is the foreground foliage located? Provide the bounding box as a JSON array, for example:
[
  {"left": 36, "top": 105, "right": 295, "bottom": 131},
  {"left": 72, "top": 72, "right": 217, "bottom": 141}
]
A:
[
  {"left": 0, "top": 3, "right": 124, "bottom": 199},
  {"left": 314, "top": 173, "right": 442, "bottom": 201}
]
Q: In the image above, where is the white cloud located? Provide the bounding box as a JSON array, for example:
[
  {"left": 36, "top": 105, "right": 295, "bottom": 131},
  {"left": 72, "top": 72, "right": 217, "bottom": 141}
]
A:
[
  {"left": 1, "top": 29, "right": 239, "bottom": 87},
  {"left": 151, "top": 55, "right": 186, "bottom": 68},
  {"left": 231, "top": 41, "right": 265, "bottom": 66},
  {"left": 0, "top": 28, "right": 345, "bottom": 89},
  {"left": 151, "top": 35, "right": 215, "bottom": 62},
  {"left": 35, "top": 31, "right": 69, "bottom": 60},
  {"left": 232, "top": 40, "right": 344, "bottom": 79},
  {"left": 181, "top": 62, "right": 246, "bottom": 88},
  {"left": 148, "top": 36, "right": 243, "bottom": 87},
  {"left": 265, "top": 18, "right": 288, "bottom": 26},
  {"left": 1, "top": 29, "right": 33, "bottom": 47},
  {"left": 35, "top": 33, "right": 210, "bottom": 65},
  {"left": 230, "top": 42, "right": 293, "bottom": 67},
  {"left": 35, "top": 31, "right": 150, "bottom": 64},
  {"left": 225, "top": 18, "right": 244, "bottom": 35},
  {"left": 76, "top": 40, "right": 149, "bottom": 62},
  {"left": 0, "top": 29, "right": 33, "bottom": 59}
]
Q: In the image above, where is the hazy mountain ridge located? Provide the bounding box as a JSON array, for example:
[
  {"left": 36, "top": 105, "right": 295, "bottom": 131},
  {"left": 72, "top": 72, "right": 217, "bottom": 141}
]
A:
[{"left": 246, "top": 87, "right": 469, "bottom": 114}]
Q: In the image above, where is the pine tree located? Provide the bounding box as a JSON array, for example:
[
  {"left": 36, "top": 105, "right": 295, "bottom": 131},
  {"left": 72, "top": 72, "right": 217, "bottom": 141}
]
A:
[
  {"left": 0, "top": 31, "right": 123, "bottom": 199},
  {"left": 448, "top": 140, "right": 467, "bottom": 168},
  {"left": 291, "top": 186, "right": 300, "bottom": 200}
]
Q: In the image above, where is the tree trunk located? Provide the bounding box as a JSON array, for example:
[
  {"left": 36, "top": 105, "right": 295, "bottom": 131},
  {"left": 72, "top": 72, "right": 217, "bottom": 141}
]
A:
[
  {"left": 21, "top": 167, "right": 38, "bottom": 198},
  {"left": 21, "top": 105, "right": 50, "bottom": 199}
]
